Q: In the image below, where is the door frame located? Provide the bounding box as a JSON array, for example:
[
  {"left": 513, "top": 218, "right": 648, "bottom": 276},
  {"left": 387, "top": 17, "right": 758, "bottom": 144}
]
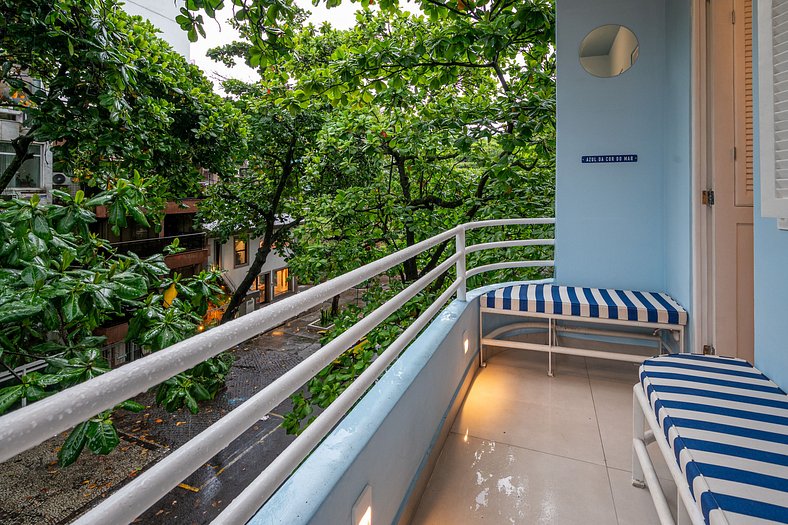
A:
[
  {"left": 692, "top": 0, "right": 755, "bottom": 357},
  {"left": 692, "top": 0, "right": 711, "bottom": 354}
]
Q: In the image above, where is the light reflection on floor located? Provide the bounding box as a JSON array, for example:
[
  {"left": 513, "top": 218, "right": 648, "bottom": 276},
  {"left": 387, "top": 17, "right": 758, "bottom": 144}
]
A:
[{"left": 411, "top": 350, "right": 678, "bottom": 525}]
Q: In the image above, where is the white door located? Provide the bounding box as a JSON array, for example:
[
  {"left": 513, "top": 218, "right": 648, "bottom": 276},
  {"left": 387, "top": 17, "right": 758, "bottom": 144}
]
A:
[{"left": 707, "top": 0, "right": 755, "bottom": 362}]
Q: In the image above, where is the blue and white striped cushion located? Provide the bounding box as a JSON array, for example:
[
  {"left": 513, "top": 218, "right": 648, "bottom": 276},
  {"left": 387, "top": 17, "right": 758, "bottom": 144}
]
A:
[
  {"left": 482, "top": 284, "right": 688, "bottom": 325},
  {"left": 640, "top": 354, "right": 788, "bottom": 524}
]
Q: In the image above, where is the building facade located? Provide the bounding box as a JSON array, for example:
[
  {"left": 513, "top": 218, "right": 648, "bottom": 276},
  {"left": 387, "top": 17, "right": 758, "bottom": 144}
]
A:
[{"left": 208, "top": 233, "right": 297, "bottom": 317}]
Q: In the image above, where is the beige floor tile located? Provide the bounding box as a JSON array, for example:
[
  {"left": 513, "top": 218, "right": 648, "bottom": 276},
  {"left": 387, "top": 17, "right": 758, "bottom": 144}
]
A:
[
  {"left": 412, "top": 433, "right": 618, "bottom": 525},
  {"left": 608, "top": 467, "right": 678, "bottom": 525},
  {"left": 586, "top": 357, "right": 642, "bottom": 384},
  {"left": 466, "top": 360, "right": 596, "bottom": 411},
  {"left": 590, "top": 379, "right": 673, "bottom": 480},
  {"left": 452, "top": 388, "right": 605, "bottom": 465},
  {"left": 485, "top": 349, "right": 589, "bottom": 378}
]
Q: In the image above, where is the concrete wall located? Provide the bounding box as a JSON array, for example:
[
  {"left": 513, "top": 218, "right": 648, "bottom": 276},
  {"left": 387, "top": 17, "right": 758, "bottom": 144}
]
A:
[
  {"left": 752, "top": 2, "right": 788, "bottom": 390},
  {"left": 250, "top": 291, "right": 483, "bottom": 524},
  {"left": 556, "top": 0, "right": 692, "bottom": 309},
  {"left": 122, "top": 0, "right": 190, "bottom": 59}
]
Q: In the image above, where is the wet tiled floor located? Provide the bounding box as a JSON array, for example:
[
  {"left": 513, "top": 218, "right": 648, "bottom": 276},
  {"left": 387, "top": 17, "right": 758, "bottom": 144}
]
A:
[{"left": 412, "top": 350, "right": 678, "bottom": 525}]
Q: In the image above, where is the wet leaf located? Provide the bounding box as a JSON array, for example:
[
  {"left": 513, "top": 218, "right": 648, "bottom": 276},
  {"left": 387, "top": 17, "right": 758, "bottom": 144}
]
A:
[
  {"left": 58, "top": 422, "right": 90, "bottom": 467},
  {"left": 86, "top": 420, "right": 119, "bottom": 455}
]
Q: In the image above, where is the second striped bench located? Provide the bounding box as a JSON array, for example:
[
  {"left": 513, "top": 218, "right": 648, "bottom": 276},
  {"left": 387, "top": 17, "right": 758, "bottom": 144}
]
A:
[{"left": 480, "top": 283, "right": 688, "bottom": 374}]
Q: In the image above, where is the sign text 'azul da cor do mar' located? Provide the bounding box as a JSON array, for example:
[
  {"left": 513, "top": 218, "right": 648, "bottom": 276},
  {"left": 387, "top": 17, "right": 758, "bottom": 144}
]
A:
[{"left": 581, "top": 154, "right": 638, "bottom": 164}]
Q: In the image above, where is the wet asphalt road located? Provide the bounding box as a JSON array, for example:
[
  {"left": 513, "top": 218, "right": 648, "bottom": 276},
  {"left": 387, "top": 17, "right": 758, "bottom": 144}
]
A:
[{"left": 127, "top": 301, "right": 343, "bottom": 525}]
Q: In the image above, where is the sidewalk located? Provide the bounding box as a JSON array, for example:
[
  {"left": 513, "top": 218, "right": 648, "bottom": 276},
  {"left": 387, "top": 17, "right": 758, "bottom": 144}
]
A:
[{"left": 0, "top": 287, "right": 363, "bottom": 525}]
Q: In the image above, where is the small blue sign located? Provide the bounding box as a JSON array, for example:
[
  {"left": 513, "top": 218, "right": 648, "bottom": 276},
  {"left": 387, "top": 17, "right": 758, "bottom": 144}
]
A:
[{"left": 581, "top": 154, "right": 638, "bottom": 164}]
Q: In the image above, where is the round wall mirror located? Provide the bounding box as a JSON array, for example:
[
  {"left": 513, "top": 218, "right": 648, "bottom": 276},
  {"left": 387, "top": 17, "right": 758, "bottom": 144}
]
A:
[{"left": 580, "top": 25, "right": 639, "bottom": 78}]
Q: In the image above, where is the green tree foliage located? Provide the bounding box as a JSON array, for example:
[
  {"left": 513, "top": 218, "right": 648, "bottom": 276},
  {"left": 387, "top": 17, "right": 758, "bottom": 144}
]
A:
[
  {"left": 218, "top": 6, "right": 556, "bottom": 433},
  {"left": 0, "top": 179, "right": 231, "bottom": 466},
  {"left": 197, "top": 80, "right": 325, "bottom": 322},
  {"left": 0, "top": 1, "right": 248, "bottom": 466},
  {"left": 0, "top": 0, "right": 246, "bottom": 197}
]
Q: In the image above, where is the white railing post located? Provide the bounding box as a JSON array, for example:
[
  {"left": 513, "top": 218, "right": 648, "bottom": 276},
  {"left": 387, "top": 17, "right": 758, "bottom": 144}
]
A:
[{"left": 456, "top": 228, "right": 467, "bottom": 301}]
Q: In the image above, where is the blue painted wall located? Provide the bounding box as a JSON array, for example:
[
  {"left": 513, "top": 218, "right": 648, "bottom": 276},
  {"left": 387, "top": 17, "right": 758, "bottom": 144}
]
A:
[
  {"left": 752, "top": 2, "right": 788, "bottom": 390},
  {"left": 662, "top": 0, "right": 693, "bottom": 311},
  {"left": 752, "top": 166, "right": 788, "bottom": 390},
  {"left": 250, "top": 294, "right": 482, "bottom": 524},
  {"left": 555, "top": 0, "right": 692, "bottom": 308}
]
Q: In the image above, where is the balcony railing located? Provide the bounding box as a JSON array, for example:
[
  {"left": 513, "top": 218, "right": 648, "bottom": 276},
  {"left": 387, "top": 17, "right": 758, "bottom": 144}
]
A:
[
  {"left": 0, "top": 218, "right": 555, "bottom": 525},
  {"left": 111, "top": 232, "right": 207, "bottom": 259}
]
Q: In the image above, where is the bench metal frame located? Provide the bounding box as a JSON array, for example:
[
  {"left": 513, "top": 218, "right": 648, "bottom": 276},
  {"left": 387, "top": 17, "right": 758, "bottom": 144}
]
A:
[
  {"left": 632, "top": 383, "right": 706, "bottom": 525},
  {"left": 480, "top": 306, "right": 686, "bottom": 375}
]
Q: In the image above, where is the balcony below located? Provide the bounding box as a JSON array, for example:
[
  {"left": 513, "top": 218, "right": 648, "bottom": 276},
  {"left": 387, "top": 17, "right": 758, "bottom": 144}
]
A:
[{"left": 412, "top": 348, "right": 678, "bottom": 524}]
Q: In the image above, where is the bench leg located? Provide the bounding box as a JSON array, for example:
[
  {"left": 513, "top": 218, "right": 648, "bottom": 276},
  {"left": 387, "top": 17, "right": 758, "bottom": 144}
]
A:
[
  {"left": 547, "top": 318, "right": 554, "bottom": 377},
  {"left": 632, "top": 386, "right": 646, "bottom": 488},
  {"left": 677, "top": 489, "right": 692, "bottom": 525},
  {"left": 479, "top": 307, "right": 487, "bottom": 368}
]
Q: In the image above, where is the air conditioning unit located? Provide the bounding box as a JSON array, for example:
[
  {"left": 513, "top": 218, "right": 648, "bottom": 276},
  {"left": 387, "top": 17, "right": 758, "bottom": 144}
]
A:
[
  {"left": 52, "top": 172, "right": 67, "bottom": 185},
  {"left": 244, "top": 298, "right": 256, "bottom": 315}
]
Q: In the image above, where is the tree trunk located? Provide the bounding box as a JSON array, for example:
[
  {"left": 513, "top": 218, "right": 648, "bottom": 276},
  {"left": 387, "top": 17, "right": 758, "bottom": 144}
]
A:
[
  {"left": 391, "top": 151, "right": 419, "bottom": 282},
  {"left": 0, "top": 133, "right": 36, "bottom": 192},
  {"left": 402, "top": 227, "right": 419, "bottom": 281},
  {"left": 220, "top": 243, "right": 272, "bottom": 323},
  {"left": 219, "top": 135, "right": 297, "bottom": 323}
]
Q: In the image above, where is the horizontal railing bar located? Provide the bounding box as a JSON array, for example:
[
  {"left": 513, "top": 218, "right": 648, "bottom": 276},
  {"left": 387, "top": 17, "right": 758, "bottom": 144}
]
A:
[
  {"left": 463, "top": 218, "right": 555, "bottom": 229},
  {"left": 466, "top": 260, "right": 555, "bottom": 278},
  {"left": 110, "top": 232, "right": 206, "bottom": 246},
  {"left": 73, "top": 253, "right": 461, "bottom": 525},
  {"left": 465, "top": 239, "right": 554, "bottom": 254},
  {"left": 0, "top": 226, "right": 461, "bottom": 463},
  {"left": 214, "top": 279, "right": 464, "bottom": 524}
]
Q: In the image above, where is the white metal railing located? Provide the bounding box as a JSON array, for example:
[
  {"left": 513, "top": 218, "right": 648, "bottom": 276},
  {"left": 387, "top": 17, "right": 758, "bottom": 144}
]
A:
[{"left": 0, "top": 218, "right": 555, "bottom": 525}]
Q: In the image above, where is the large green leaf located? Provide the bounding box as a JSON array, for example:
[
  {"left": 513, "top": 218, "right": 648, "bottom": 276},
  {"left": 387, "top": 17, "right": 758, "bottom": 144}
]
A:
[
  {"left": 184, "top": 393, "right": 199, "bottom": 414},
  {"left": 63, "top": 293, "right": 82, "bottom": 323},
  {"left": 21, "top": 263, "right": 47, "bottom": 287},
  {"left": 58, "top": 421, "right": 89, "bottom": 467},
  {"left": 0, "top": 303, "right": 43, "bottom": 323},
  {"left": 0, "top": 385, "right": 24, "bottom": 414},
  {"left": 190, "top": 382, "right": 212, "bottom": 401},
  {"left": 32, "top": 214, "right": 52, "bottom": 240},
  {"left": 86, "top": 419, "right": 119, "bottom": 455},
  {"left": 116, "top": 400, "right": 145, "bottom": 412},
  {"left": 111, "top": 272, "right": 147, "bottom": 300}
]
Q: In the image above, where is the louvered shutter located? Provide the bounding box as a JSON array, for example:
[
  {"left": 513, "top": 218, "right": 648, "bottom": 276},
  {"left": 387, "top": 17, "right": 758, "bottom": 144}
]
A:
[
  {"left": 759, "top": 0, "right": 788, "bottom": 218},
  {"left": 745, "top": 0, "right": 755, "bottom": 204}
]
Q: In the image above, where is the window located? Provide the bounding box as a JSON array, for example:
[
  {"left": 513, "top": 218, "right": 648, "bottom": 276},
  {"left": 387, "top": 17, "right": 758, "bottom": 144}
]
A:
[
  {"left": 252, "top": 274, "right": 271, "bottom": 304},
  {"left": 758, "top": 0, "right": 788, "bottom": 220},
  {"left": 213, "top": 240, "right": 222, "bottom": 269},
  {"left": 233, "top": 237, "right": 248, "bottom": 267},
  {"left": 274, "top": 268, "right": 291, "bottom": 296},
  {"left": 0, "top": 142, "right": 42, "bottom": 188}
]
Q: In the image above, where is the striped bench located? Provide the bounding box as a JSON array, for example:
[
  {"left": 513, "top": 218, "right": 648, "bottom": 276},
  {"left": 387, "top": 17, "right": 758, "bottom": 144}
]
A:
[
  {"left": 634, "top": 354, "right": 788, "bottom": 525},
  {"left": 480, "top": 284, "right": 687, "bottom": 373}
]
